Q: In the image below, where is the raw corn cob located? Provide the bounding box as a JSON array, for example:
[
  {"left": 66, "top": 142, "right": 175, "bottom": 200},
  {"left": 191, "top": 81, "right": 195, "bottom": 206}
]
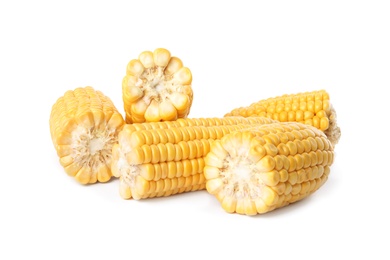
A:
[
  {"left": 122, "top": 48, "right": 193, "bottom": 123},
  {"left": 50, "top": 87, "right": 125, "bottom": 184},
  {"left": 224, "top": 90, "right": 341, "bottom": 146},
  {"left": 111, "top": 117, "right": 276, "bottom": 200},
  {"left": 204, "top": 122, "right": 334, "bottom": 215}
]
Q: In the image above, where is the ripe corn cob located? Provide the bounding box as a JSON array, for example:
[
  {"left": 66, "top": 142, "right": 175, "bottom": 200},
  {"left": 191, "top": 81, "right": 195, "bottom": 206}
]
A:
[
  {"left": 111, "top": 117, "right": 276, "bottom": 199},
  {"left": 204, "top": 122, "right": 334, "bottom": 215},
  {"left": 50, "top": 87, "right": 125, "bottom": 184},
  {"left": 224, "top": 90, "right": 341, "bottom": 146},
  {"left": 122, "top": 48, "right": 193, "bottom": 123}
]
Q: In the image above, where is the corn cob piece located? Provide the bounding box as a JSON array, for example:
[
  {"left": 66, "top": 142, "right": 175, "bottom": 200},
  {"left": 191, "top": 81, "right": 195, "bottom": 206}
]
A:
[
  {"left": 122, "top": 48, "right": 193, "bottom": 123},
  {"left": 204, "top": 122, "right": 334, "bottom": 215},
  {"left": 50, "top": 87, "right": 125, "bottom": 184},
  {"left": 224, "top": 90, "right": 341, "bottom": 146},
  {"left": 111, "top": 117, "right": 276, "bottom": 200}
]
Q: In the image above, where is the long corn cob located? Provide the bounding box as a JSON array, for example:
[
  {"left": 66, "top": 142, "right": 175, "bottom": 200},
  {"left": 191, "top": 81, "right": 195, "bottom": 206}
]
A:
[
  {"left": 111, "top": 117, "right": 276, "bottom": 199},
  {"left": 204, "top": 122, "right": 334, "bottom": 215},
  {"left": 50, "top": 87, "right": 125, "bottom": 184},
  {"left": 122, "top": 48, "right": 193, "bottom": 123},
  {"left": 224, "top": 90, "right": 341, "bottom": 146}
]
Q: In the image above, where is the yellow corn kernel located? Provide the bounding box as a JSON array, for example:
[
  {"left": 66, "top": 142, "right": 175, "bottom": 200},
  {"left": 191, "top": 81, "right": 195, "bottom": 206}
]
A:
[
  {"left": 203, "top": 122, "right": 334, "bottom": 215},
  {"left": 224, "top": 90, "right": 341, "bottom": 146},
  {"left": 49, "top": 87, "right": 125, "bottom": 184}
]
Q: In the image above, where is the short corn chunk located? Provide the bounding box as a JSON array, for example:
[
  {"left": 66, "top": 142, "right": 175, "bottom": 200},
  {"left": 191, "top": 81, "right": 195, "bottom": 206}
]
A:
[
  {"left": 224, "top": 90, "right": 341, "bottom": 146},
  {"left": 111, "top": 117, "right": 276, "bottom": 199},
  {"left": 123, "top": 48, "right": 193, "bottom": 123},
  {"left": 204, "top": 122, "right": 334, "bottom": 215},
  {"left": 50, "top": 87, "right": 125, "bottom": 184}
]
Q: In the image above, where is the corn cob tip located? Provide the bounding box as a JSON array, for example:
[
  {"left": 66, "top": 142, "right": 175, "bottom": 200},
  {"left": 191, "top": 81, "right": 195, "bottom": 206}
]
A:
[{"left": 324, "top": 105, "right": 341, "bottom": 147}]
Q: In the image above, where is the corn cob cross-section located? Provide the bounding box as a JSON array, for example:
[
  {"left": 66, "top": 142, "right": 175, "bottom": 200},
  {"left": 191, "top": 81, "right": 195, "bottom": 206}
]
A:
[
  {"left": 224, "top": 90, "right": 341, "bottom": 146},
  {"left": 111, "top": 117, "right": 276, "bottom": 200},
  {"left": 204, "top": 122, "right": 334, "bottom": 215},
  {"left": 123, "top": 48, "right": 193, "bottom": 123},
  {"left": 50, "top": 87, "right": 125, "bottom": 184}
]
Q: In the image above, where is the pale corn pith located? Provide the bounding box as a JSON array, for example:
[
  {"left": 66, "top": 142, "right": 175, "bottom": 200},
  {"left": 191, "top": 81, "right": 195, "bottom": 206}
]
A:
[
  {"left": 111, "top": 117, "right": 276, "bottom": 200},
  {"left": 224, "top": 90, "right": 341, "bottom": 146},
  {"left": 203, "top": 122, "right": 334, "bottom": 215},
  {"left": 50, "top": 86, "right": 125, "bottom": 184},
  {"left": 123, "top": 48, "right": 193, "bottom": 123}
]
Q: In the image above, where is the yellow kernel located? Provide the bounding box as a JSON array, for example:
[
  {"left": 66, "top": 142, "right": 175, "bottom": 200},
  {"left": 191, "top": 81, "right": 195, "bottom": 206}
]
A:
[
  {"left": 303, "top": 153, "right": 311, "bottom": 168},
  {"left": 256, "top": 155, "right": 276, "bottom": 172},
  {"left": 320, "top": 117, "right": 329, "bottom": 131},
  {"left": 300, "top": 102, "right": 307, "bottom": 111},
  {"left": 312, "top": 116, "right": 320, "bottom": 129},
  {"left": 309, "top": 151, "right": 318, "bottom": 166},
  {"left": 287, "top": 155, "right": 297, "bottom": 172},
  {"left": 323, "top": 100, "right": 331, "bottom": 113},
  {"left": 294, "top": 140, "right": 305, "bottom": 154},
  {"left": 307, "top": 101, "right": 315, "bottom": 112},
  {"left": 294, "top": 154, "right": 304, "bottom": 170},
  {"left": 316, "top": 110, "right": 327, "bottom": 118},
  {"left": 264, "top": 143, "right": 278, "bottom": 156},
  {"left": 288, "top": 111, "right": 296, "bottom": 121},
  {"left": 288, "top": 171, "right": 298, "bottom": 185},
  {"left": 279, "top": 111, "right": 288, "bottom": 122},
  {"left": 304, "top": 111, "right": 314, "bottom": 120},
  {"left": 291, "top": 183, "right": 301, "bottom": 195},
  {"left": 274, "top": 155, "right": 284, "bottom": 171},
  {"left": 296, "top": 110, "right": 304, "bottom": 121},
  {"left": 292, "top": 102, "right": 299, "bottom": 111},
  {"left": 259, "top": 170, "right": 280, "bottom": 186}
]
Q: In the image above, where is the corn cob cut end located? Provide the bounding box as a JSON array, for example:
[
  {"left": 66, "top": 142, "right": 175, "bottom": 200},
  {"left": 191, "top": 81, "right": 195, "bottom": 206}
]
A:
[
  {"left": 50, "top": 86, "right": 125, "bottom": 184},
  {"left": 123, "top": 48, "right": 193, "bottom": 123},
  {"left": 204, "top": 122, "right": 334, "bottom": 215}
]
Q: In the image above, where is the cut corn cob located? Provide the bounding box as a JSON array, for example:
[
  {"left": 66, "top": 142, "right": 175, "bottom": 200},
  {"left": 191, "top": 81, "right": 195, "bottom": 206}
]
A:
[
  {"left": 111, "top": 117, "right": 276, "bottom": 199},
  {"left": 122, "top": 48, "right": 193, "bottom": 123},
  {"left": 224, "top": 90, "right": 341, "bottom": 146},
  {"left": 50, "top": 86, "right": 125, "bottom": 184},
  {"left": 204, "top": 122, "right": 334, "bottom": 215}
]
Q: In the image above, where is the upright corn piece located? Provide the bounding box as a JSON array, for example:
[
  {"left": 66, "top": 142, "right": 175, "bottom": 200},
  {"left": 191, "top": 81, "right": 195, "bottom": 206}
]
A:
[
  {"left": 123, "top": 48, "right": 193, "bottom": 123},
  {"left": 225, "top": 90, "right": 341, "bottom": 146},
  {"left": 204, "top": 122, "right": 334, "bottom": 215},
  {"left": 111, "top": 117, "right": 276, "bottom": 200},
  {"left": 50, "top": 87, "right": 125, "bottom": 184}
]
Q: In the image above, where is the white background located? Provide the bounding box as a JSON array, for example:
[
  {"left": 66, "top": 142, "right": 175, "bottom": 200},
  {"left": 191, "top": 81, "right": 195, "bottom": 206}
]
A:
[{"left": 1, "top": 0, "right": 389, "bottom": 259}]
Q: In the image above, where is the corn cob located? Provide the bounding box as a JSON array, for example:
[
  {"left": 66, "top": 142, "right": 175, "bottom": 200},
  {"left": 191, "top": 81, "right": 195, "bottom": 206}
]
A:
[
  {"left": 122, "top": 48, "right": 193, "bottom": 123},
  {"left": 111, "top": 117, "right": 276, "bottom": 199},
  {"left": 49, "top": 87, "right": 125, "bottom": 184},
  {"left": 204, "top": 122, "right": 334, "bottom": 215},
  {"left": 224, "top": 90, "right": 341, "bottom": 146}
]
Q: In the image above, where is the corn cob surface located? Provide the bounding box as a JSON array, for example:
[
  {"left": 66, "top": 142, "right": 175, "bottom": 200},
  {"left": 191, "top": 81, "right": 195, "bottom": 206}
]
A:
[
  {"left": 204, "top": 122, "right": 334, "bottom": 215},
  {"left": 111, "top": 117, "right": 276, "bottom": 200},
  {"left": 122, "top": 48, "right": 193, "bottom": 123},
  {"left": 50, "top": 86, "right": 125, "bottom": 184},
  {"left": 224, "top": 90, "right": 341, "bottom": 146}
]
